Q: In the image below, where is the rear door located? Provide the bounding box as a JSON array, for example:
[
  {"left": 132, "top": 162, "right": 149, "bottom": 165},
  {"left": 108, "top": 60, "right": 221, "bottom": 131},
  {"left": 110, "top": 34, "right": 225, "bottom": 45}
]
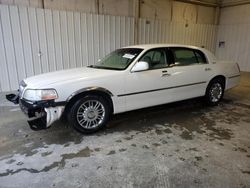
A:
[{"left": 165, "top": 47, "right": 212, "bottom": 101}]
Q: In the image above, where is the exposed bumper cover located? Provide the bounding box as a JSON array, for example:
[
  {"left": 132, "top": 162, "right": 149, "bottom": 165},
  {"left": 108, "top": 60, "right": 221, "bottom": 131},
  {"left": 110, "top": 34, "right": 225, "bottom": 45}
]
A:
[
  {"left": 28, "top": 116, "right": 47, "bottom": 131},
  {"left": 6, "top": 93, "right": 66, "bottom": 131},
  {"left": 6, "top": 94, "right": 19, "bottom": 104}
]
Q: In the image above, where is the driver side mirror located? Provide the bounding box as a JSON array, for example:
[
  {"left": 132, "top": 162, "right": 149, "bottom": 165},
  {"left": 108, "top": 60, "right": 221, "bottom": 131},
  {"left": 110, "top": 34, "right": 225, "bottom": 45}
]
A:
[{"left": 131, "top": 61, "right": 149, "bottom": 72}]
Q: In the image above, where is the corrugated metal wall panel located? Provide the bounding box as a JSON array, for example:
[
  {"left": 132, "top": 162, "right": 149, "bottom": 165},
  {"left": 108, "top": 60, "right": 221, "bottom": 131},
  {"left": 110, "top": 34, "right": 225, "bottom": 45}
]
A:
[
  {"left": 73, "top": 12, "right": 82, "bottom": 68},
  {"left": 52, "top": 10, "right": 63, "bottom": 70},
  {"left": 44, "top": 9, "right": 56, "bottom": 72},
  {"left": 19, "top": 6, "right": 34, "bottom": 78},
  {"left": 28, "top": 7, "right": 42, "bottom": 75},
  {"left": 0, "top": 5, "right": 135, "bottom": 91},
  {"left": 0, "top": 4, "right": 217, "bottom": 92},
  {"left": 216, "top": 24, "right": 250, "bottom": 72},
  {"left": 9, "top": 6, "right": 27, "bottom": 81},
  {"left": 0, "top": 8, "right": 10, "bottom": 91},
  {"left": 137, "top": 19, "right": 217, "bottom": 53},
  {"left": 0, "top": 5, "right": 19, "bottom": 90}
]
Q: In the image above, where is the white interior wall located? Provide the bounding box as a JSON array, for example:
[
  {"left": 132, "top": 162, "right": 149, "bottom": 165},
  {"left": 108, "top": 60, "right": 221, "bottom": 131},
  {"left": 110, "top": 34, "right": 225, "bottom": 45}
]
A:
[
  {"left": 43, "top": 0, "right": 98, "bottom": 13},
  {"left": 216, "top": 4, "right": 250, "bottom": 72},
  {"left": 138, "top": 18, "right": 216, "bottom": 52},
  {"left": 0, "top": 0, "right": 218, "bottom": 24},
  {"left": 0, "top": 0, "right": 43, "bottom": 8},
  {"left": 139, "top": 0, "right": 172, "bottom": 21},
  {"left": 1, "top": 0, "right": 249, "bottom": 92},
  {"left": 0, "top": 5, "right": 135, "bottom": 91},
  {"left": 0, "top": 4, "right": 217, "bottom": 92}
]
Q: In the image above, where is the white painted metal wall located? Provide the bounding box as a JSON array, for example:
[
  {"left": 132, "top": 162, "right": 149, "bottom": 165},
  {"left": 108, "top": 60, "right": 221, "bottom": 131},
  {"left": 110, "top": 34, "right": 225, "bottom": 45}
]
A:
[
  {"left": 0, "top": 5, "right": 135, "bottom": 91},
  {"left": 138, "top": 18, "right": 217, "bottom": 53},
  {"left": 216, "top": 4, "right": 250, "bottom": 72},
  {"left": 216, "top": 24, "right": 250, "bottom": 72},
  {"left": 0, "top": 5, "right": 217, "bottom": 92}
]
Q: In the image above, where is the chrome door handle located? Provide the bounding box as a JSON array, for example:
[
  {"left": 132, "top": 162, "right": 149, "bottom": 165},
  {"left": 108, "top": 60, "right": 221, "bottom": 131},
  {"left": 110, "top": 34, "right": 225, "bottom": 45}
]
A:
[
  {"left": 162, "top": 70, "right": 171, "bottom": 77},
  {"left": 205, "top": 68, "right": 212, "bottom": 71},
  {"left": 162, "top": 73, "right": 171, "bottom": 77}
]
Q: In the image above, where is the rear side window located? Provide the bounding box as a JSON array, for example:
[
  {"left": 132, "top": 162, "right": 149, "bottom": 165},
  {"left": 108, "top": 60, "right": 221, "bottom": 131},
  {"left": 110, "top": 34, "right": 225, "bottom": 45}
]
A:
[
  {"left": 194, "top": 50, "right": 207, "bottom": 64},
  {"left": 170, "top": 48, "right": 207, "bottom": 66}
]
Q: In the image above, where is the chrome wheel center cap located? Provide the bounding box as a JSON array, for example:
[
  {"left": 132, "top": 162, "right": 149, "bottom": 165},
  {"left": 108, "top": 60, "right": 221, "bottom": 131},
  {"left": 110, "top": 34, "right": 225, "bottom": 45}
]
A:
[
  {"left": 87, "top": 111, "right": 96, "bottom": 119},
  {"left": 210, "top": 83, "right": 222, "bottom": 102},
  {"left": 212, "top": 89, "right": 219, "bottom": 96}
]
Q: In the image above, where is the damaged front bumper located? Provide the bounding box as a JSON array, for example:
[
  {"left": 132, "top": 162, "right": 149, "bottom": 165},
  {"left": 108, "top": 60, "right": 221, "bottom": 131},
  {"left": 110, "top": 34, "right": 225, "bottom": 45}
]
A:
[{"left": 6, "top": 93, "right": 66, "bottom": 131}]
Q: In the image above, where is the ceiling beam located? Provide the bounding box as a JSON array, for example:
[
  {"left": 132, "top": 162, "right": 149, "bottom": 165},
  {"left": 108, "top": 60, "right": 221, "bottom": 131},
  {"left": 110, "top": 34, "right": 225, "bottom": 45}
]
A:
[
  {"left": 174, "top": 0, "right": 219, "bottom": 7},
  {"left": 221, "top": 0, "right": 250, "bottom": 8}
]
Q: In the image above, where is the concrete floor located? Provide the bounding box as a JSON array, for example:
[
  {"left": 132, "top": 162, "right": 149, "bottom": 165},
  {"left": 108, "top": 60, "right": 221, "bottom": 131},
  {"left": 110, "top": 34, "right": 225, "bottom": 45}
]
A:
[{"left": 0, "top": 73, "right": 250, "bottom": 188}]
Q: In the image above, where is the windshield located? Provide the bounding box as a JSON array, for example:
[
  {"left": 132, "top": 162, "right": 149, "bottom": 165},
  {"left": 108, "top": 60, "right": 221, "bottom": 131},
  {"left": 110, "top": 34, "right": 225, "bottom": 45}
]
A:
[{"left": 88, "top": 48, "right": 143, "bottom": 70}]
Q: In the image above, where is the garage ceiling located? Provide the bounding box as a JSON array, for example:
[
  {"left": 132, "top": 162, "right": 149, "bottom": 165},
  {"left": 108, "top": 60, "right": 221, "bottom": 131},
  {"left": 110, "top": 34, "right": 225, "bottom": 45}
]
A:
[{"left": 176, "top": 0, "right": 250, "bottom": 7}]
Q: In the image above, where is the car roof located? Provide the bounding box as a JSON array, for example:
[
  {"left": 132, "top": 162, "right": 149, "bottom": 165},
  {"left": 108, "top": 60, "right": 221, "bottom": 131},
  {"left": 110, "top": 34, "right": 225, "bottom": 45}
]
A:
[{"left": 123, "top": 43, "right": 204, "bottom": 51}]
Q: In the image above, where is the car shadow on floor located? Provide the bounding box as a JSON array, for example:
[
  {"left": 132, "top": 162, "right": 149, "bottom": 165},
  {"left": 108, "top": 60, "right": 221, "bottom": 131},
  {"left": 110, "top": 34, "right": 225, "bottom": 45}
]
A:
[
  {"left": 107, "top": 98, "right": 207, "bottom": 130},
  {"left": 50, "top": 96, "right": 236, "bottom": 134},
  {"left": 54, "top": 97, "right": 234, "bottom": 137},
  {"left": 0, "top": 97, "right": 238, "bottom": 158}
]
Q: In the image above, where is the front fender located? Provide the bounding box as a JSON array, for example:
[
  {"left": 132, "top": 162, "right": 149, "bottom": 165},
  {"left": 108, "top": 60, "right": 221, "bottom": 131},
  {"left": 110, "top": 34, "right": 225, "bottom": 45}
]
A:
[{"left": 66, "top": 86, "right": 114, "bottom": 102}]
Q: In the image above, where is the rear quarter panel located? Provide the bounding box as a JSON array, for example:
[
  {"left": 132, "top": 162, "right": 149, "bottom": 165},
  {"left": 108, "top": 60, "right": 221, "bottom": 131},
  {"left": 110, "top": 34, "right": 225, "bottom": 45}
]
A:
[{"left": 210, "top": 61, "right": 240, "bottom": 90}]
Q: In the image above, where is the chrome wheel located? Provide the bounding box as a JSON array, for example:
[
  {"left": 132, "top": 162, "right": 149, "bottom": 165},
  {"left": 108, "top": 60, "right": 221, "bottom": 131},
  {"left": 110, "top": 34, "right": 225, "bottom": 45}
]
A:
[
  {"left": 209, "top": 83, "right": 223, "bottom": 102},
  {"left": 76, "top": 100, "right": 105, "bottom": 129}
]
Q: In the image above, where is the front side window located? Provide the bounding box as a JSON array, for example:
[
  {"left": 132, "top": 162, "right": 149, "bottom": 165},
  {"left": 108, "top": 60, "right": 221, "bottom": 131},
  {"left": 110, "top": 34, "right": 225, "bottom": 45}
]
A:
[
  {"left": 89, "top": 48, "right": 143, "bottom": 70},
  {"left": 139, "top": 48, "right": 167, "bottom": 69}
]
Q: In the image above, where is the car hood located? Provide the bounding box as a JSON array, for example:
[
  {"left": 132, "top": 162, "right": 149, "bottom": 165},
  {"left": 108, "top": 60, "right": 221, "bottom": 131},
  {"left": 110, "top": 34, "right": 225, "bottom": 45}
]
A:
[{"left": 24, "top": 67, "right": 118, "bottom": 89}]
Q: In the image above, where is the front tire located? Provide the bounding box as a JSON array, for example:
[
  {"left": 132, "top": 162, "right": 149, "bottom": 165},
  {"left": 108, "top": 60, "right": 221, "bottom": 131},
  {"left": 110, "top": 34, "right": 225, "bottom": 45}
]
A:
[
  {"left": 69, "top": 95, "right": 111, "bottom": 133},
  {"left": 205, "top": 78, "right": 225, "bottom": 106}
]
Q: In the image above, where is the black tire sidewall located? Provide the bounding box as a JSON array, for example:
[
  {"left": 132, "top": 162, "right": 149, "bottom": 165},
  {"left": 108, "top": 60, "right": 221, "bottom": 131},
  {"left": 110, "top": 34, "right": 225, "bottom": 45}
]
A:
[
  {"left": 70, "top": 95, "right": 111, "bottom": 134},
  {"left": 205, "top": 79, "right": 225, "bottom": 105}
]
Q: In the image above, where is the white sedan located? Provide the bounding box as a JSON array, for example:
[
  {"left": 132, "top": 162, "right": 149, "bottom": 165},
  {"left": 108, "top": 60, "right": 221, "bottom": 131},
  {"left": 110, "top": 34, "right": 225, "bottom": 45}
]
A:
[{"left": 6, "top": 44, "right": 240, "bottom": 133}]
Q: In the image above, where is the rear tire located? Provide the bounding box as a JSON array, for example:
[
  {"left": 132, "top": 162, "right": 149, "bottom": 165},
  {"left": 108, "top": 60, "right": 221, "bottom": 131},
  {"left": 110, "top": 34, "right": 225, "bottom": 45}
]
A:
[
  {"left": 205, "top": 78, "right": 225, "bottom": 106},
  {"left": 69, "top": 95, "right": 111, "bottom": 134}
]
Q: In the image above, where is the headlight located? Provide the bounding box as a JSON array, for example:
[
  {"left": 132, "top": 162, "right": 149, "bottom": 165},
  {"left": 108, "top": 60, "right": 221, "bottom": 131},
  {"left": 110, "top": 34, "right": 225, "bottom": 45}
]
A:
[{"left": 23, "top": 89, "right": 58, "bottom": 101}]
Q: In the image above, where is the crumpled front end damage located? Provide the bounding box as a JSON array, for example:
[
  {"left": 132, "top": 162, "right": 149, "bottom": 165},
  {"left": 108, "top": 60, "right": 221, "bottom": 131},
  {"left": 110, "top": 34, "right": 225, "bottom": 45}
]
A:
[
  {"left": 6, "top": 94, "right": 65, "bottom": 131},
  {"left": 26, "top": 106, "right": 65, "bottom": 131}
]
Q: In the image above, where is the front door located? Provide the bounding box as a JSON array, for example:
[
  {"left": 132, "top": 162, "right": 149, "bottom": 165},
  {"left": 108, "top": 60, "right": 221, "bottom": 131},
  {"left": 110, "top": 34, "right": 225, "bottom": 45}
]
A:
[{"left": 123, "top": 48, "right": 174, "bottom": 111}]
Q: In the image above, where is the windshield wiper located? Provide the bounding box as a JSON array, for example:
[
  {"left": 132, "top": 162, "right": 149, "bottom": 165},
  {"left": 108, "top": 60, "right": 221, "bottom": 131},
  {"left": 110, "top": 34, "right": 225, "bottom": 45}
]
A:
[
  {"left": 87, "top": 65, "right": 104, "bottom": 69},
  {"left": 87, "top": 65, "right": 122, "bottom": 70}
]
